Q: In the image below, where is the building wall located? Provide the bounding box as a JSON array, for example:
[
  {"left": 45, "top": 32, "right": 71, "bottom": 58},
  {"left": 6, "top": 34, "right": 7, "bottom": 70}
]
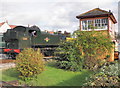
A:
[
  {"left": 108, "top": 17, "right": 115, "bottom": 40},
  {"left": 0, "top": 23, "right": 11, "bottom": 33}
]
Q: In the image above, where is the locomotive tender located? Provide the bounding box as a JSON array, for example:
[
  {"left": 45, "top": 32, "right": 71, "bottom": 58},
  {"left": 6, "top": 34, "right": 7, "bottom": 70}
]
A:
[{"left": 3, "top": 26, "right": 64, "bottom": 58}]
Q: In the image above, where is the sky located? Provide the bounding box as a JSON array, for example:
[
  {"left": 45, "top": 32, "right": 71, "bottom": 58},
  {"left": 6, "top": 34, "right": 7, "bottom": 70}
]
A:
[
  {"left": 0, "top": 0, "right": 119, "bottom": 33},
  {"left": 118, "top": 1, "right": 120, "bottom": 52}
]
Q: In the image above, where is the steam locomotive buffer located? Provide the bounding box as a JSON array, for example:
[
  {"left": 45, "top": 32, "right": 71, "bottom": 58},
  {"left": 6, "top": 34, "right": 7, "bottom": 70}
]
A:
[{"left": 3, "top": 26, "right": 65, "bottom": 59}]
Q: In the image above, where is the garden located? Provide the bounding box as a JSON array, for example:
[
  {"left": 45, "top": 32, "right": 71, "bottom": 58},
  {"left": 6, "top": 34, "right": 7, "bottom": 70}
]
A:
[
  {"left": 1, "top": 63, "right": 92, "bottom": 86},
  {"left": 1, "top": 31, "right": 120, "bottom": 87}
]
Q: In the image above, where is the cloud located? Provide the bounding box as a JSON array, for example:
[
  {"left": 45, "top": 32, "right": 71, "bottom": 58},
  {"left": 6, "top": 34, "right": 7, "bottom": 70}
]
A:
[
  {"left": 2, "top": 0, "right": 119, "bottom": 3},
  {"left": 0, "top": 0, "right": 118, "bottom": 32}
]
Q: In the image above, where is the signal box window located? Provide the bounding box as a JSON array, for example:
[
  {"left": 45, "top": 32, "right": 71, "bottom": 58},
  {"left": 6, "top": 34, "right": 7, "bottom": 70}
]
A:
[{"left": 82, "top": 18, "right": 108, "bottom": 31}]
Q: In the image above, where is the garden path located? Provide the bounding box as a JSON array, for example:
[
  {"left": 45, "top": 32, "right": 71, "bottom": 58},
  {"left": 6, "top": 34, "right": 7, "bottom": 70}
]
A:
[{"left": 0, "top": 63, "right": 15, "bottom": 70}]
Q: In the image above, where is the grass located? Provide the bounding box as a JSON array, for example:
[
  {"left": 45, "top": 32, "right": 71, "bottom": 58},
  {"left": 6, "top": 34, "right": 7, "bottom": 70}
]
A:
[
  {"left": 1, "top": 62, "right": 93, "bottom": 86},
  {"left": 0, "top": 68, "right": 19, "bottom": 81}
]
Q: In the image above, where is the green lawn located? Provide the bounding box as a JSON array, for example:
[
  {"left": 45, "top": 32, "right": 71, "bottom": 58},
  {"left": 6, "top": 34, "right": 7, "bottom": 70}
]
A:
[{"left": 1, "top": 62, "right": 93, "bottom": 86}]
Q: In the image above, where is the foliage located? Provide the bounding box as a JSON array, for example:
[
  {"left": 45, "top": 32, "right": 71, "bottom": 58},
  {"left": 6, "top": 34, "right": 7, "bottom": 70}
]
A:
[
  {"left": 16, "top": 48, "right": 45, "bottom": 81},
  {"left": 55, "top": 40, "right": 84, "bottom": 71},
  {"left": 56, "top": 30, "right": 113, "bottom": 71},
  {"left": 75, "top": 31, "right": 113, "bottom": 70},
  {"left": 84, "top": 61, "right": 120, "bottom": 86}
]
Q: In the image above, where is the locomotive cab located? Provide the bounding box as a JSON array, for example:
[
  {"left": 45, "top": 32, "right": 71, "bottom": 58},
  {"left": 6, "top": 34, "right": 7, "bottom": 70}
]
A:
[
  {"left": 28, "top": 25, "right": 41, "bottom": 37},
  {"left": 29, "top": 30, "right": 37, "bottom": 37}
]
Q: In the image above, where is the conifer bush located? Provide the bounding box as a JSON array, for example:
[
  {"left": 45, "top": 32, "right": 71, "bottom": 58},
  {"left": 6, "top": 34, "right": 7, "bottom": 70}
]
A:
[
  {"left": 55, "top": 40, "right": 84, "bottom": 71},
  {"left": 16, "top": 48, "right": 45, "bottom": 81}
]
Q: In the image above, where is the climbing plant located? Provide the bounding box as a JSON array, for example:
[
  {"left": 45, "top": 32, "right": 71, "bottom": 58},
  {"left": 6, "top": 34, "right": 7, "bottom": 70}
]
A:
[{"left": 75, "top": 31, "right": 113, "bottom": 70}]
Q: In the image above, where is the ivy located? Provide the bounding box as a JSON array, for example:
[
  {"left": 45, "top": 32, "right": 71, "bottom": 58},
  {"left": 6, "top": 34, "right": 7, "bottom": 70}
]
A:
[{"left": 76, "top": 31, "right": 113, "bottom": 70}]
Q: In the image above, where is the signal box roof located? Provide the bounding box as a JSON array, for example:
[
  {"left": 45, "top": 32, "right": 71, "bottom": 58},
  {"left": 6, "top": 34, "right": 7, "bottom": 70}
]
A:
[{"left": 76, "top": 8, "right": 117, "bottom": 23}]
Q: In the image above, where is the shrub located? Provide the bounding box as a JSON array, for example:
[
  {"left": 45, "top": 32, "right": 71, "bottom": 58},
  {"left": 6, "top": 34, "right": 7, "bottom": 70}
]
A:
[
  {"left": 16, "top": 48, "right": 45, "bottom": 81},
  {"left": 84, "top": 61, "right": 120, "bottom": 86},
  {"left": 56, "top": 31, "right": 113, "bottom": 71},
  {"left": 55, "top": 40, "right": 84, "bottom": 71}
]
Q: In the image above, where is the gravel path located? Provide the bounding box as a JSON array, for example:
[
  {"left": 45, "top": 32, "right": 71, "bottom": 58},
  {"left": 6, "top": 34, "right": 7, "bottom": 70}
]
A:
[{"left": 0, "top": 63, "right": 16, "bottom": 70}]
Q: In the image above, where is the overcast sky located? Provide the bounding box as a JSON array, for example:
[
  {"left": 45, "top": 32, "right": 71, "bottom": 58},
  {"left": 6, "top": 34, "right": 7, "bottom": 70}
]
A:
[{"left": 0, "top": 0, "right": 119, "bottom": 32}]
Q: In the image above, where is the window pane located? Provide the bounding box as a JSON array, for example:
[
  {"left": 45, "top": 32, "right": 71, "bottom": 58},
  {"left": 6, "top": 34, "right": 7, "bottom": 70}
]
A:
[
  {"left": 82, "top": 21, "right": 87, "bottom": 30},
  {"left": 82, "top": 18, "right": 108, "bottom": 30},
  {"left": 98, "top": 24, "right": 100, "bottom": 27}
]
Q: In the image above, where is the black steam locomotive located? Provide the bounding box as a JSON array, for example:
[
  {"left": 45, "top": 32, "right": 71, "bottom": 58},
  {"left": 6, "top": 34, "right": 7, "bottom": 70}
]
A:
[{"left": 3, "top": 26, "right": 65, "bottom": 58}]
